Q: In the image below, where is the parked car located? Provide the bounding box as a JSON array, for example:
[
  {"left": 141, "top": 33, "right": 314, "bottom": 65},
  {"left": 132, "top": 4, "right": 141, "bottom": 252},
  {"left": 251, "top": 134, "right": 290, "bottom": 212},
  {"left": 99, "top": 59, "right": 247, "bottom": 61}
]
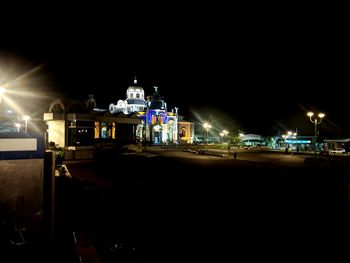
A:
[{"left": 329, "top": 148, "right": 346, "bottom": 154}]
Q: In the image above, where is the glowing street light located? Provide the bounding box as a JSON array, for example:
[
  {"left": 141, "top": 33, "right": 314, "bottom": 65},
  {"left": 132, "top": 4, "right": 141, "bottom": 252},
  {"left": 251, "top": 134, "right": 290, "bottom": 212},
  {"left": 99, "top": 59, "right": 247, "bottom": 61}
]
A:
[
  {"left": 203, "top": 122, "right": 212, "bottom": 145},
  {"left": 307, "top": 111, "right": 325, "bottom": 152},
  {"left": 15, "top": 123, "right": 21, "bottom": 132},
  {"left": 23, "top": 115, "right": 30, "bottom": 132},
  {"left": 285, "top": 130, "right": 298, "bottom": 154},
  {"left": 0, "top": 86, "right": 6, "bottom": 104},
  {"left": 220, "top": 129, "right": 229, "bottom": 143}
]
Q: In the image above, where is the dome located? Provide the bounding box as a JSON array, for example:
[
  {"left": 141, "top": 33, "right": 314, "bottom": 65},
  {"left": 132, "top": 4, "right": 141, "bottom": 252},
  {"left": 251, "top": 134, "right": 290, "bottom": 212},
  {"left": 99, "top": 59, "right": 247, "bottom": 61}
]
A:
[
  {"left": 126, "top": 85, "right": 145, "bottom": 100},
  {"left": 127, "top": 85, "right": 144, "bottom": 91}
]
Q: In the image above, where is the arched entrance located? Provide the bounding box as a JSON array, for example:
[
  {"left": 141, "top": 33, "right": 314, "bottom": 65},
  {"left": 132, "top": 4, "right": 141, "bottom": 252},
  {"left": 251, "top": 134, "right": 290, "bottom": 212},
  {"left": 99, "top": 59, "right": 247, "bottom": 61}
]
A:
[
  {"left": 167, "top": 120, "right": 174, "bottom": 143},
  {"left": 152, "top": 125, "right": 162, "bottom": 144}
]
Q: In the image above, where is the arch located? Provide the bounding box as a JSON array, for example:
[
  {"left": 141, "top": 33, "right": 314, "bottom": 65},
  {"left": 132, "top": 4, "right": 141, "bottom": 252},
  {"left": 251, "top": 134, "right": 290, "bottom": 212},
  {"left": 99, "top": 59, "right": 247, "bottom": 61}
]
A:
[
  {"left": 180, "top": 127, "right": 187, "bottom": 138},
  {"left": 49, "top": 99, "right": 65, "bottom": 113},
  {"left": 136, "top": 93, "right": 140, "bottom": 98},
  {"left": 152, "top": 125, "right": 162, "bottom": 144},
  {"left": 86, "top": 98, "right": 96, "bottom": 109}
]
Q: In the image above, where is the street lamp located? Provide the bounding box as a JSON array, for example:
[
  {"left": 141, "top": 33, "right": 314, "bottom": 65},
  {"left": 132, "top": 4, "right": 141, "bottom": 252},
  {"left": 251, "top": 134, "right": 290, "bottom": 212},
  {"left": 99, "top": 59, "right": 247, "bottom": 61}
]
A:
[
  {"left": 203, "top": 122, "right": 212, "bottom": 145},
  {"left": 23, "top": 115, "right": 30, "bottom": 132},
  {"left": 220, "top": 130, "right": 229, "bottom": 143},
  {"left": 15, "top": 123, "right": 21, "bottom": 132},
  {"left": 307, "top": 111, "right": 325, "bottom": 152},
  {"left": 0, "top": 86, "right": 5, "bottom": 104},
  {"left": 286, "top": 130, "right": 297, "bottom": 154}
]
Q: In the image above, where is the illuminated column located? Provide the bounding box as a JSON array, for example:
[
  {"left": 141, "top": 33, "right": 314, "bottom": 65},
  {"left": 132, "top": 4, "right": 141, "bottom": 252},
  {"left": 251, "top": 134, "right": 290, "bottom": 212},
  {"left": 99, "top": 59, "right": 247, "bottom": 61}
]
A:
[
  {"left": 307, "top": 112, "right": 325, "bottom": 152},
  {"left": 23, "top": 115, "right": 30, "bottom": 133},
  {"left": 203, "top": 122, "right": 212, "bottom": 145},
  {"left": 15, "top": 123, "right": 21, "bottom": 132},
  {"left": 0, "top": 86, "right": 5, "bottom": 104}
]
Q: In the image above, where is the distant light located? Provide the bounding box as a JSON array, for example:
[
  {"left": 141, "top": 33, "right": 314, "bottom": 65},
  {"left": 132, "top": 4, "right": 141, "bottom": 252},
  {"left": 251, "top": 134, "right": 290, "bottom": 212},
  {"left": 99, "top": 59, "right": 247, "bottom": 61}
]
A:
[
  {"left": 134, "top": 77, "right": 137, "bottom": 85},
  {"left": 7, "top": 110, "right": 13, "bottom": 114},
  {"left": 153, "top": 125, "right": 161, "bottom": 132},
  {"left": 15, "top": 123, "right": 21, "bottom": 132},
  {"left": 0, "top": 86, "right": 5, "bottom": 95},
  {"left": 318, "top": 113, "right": 325, "bottom": 118},
  {"left": 93, "top": 108, "right": 107, "bottom": 112},
  {"left": 307, "top": 112, "right": 314, "bottom": 117},
  {"left": 0, "top": 86, "right": 5, "bottom": 104},
  {"left": 285, "top": 140, "right": 311, "bottom": 144}
]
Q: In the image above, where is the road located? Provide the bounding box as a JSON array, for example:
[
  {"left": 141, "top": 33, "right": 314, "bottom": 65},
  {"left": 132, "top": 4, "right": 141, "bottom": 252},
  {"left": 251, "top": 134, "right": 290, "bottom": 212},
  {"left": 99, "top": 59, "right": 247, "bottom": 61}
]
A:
[
  {"left": 143, "top": 147, "right": 307, "bottom": 167},
  {"left": 59, "top": 148, "right": 350, "bottom": 262}
]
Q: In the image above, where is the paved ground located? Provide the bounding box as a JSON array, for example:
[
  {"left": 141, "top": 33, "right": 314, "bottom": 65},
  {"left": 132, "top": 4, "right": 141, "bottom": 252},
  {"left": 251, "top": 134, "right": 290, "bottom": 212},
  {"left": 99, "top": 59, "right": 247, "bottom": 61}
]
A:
[{"left": 57, "top": 148, "right": 350, "bottom": 262}]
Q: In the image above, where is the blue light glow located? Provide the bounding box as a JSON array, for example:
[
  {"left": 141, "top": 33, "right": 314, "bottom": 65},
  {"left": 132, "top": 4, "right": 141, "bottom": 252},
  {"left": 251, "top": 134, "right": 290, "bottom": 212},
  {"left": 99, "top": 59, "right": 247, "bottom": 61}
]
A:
[{"left": 285, "top": 140, "right": 311, "bottom": 144}]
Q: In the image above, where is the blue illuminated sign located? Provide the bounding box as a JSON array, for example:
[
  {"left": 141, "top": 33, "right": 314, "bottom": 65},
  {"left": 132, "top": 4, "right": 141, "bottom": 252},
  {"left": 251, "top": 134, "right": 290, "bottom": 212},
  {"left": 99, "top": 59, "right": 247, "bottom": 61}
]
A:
[{"left": 285, "top": 140, "right": 311, "bottom": 144}]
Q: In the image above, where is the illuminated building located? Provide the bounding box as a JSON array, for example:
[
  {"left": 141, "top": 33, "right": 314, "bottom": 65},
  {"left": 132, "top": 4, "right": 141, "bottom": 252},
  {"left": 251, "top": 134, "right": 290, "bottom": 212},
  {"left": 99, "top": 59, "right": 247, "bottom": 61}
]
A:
[
  {"left": 109, "top": 77, "right": 194, "bottom": 144},
  {"left": 44, "top": 94, "right": 141, "bottom": 154},
  {"left": 44, "top": 77, "right": 194, "bottom": 157}
]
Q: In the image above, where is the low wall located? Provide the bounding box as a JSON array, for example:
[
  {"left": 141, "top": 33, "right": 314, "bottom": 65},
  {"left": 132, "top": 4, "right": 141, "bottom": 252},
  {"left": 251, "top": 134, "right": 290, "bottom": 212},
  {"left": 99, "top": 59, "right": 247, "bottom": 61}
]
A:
[
  {"left": 64, "top": 149, "right": 94, "bottom": 160},
  {"left": 0, "top": 159, "right": 44, "bottom": 218}
]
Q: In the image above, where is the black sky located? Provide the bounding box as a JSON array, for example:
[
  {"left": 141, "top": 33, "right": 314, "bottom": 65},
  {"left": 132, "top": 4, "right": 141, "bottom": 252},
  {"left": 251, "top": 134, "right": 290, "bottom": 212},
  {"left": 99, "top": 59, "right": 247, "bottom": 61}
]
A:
[{"left": 1, "top": 8, "right": 349, "bottom": 137}]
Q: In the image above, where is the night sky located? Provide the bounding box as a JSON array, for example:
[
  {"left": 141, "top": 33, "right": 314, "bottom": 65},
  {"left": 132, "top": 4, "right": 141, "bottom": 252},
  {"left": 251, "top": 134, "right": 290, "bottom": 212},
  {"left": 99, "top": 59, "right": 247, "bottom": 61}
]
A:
[{"left": 1, "top": 9, "right": 348, "bottom": 137}]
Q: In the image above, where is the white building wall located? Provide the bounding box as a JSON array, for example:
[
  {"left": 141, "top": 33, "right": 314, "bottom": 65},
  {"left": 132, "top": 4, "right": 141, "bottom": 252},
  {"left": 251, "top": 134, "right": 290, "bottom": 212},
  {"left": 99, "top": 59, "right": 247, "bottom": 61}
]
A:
[{"left": 48, "top": 120, "right": 65, "bottom": 147}]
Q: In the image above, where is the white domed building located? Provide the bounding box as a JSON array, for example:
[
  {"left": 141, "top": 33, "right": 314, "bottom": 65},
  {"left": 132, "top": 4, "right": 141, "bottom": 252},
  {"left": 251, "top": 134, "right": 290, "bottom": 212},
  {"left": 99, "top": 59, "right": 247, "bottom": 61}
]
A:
[
  {"left": 109, "top": 77, "right": 147, "bottom": 114},
  {"left": 109, "top": 77, "right": 194, "bottom": 144}
]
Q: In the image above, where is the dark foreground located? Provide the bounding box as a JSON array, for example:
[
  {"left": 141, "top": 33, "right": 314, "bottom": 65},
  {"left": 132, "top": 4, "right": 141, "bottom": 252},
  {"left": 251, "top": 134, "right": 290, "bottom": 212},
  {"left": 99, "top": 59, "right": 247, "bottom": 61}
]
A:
[
  {"left": 57, "top": 151, "right": 350, "bottom": 262},
  {"left": 2, "top": 150, "right": 350, "bottom": 262}
]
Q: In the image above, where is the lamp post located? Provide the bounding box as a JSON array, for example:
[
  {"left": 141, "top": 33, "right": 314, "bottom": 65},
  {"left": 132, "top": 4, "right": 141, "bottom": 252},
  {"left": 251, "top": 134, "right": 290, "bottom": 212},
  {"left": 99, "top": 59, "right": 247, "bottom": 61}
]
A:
[
  {"left": 286, "top": 130, "right": 297, "bottom": 154},
  {"left": 307, "top": 112, "right": 325, "bottom": 153},
  {"left": 0, "top": 86, "right": 5, "bottom": 104},
  {"left": 238, "top": 133, "right": 244, "bottom": 148},
  {"left": 203, "top": 122, "right": 212, "bottom": 146},
  {"left": 15, "top": 123, "right": 21, "bottom": 132},
  {"left": 220, "top": 130, "right": 229, "bottom": 143},
  {"left": 23, "top": 115, "right": 30, "bottom": 133}
]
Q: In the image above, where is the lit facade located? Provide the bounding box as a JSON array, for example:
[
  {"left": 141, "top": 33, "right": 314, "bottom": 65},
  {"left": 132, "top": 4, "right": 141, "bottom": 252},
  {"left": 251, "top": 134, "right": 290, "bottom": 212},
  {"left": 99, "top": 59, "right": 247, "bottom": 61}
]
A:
[
  {"left": 44, "top": 95, "right": 141, "bottom": 149},
  {"left": 44, "top": 78, "right": 194, "bottom": 150},
  {"left": 109, "top": 78, "right": 194, "bottom": 144}
]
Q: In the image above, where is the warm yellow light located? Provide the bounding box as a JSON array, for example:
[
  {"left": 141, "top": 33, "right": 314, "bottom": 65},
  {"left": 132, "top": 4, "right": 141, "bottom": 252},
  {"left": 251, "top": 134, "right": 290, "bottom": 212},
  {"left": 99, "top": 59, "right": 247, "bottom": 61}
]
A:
[
  {"left": 15, "top": 123, "right": 21, "bottom": 132},
  {"left": 307, "top": 112, "right": 314, "bottom": 117},
  {"left": 239, "top": 133, "right": 244, "bottom": 137},
  {"left": 0, "top": 86, "right": 5, "bottom": 95},
  {"left": 203, "top": 122, "right": 211, "bottom": 130},
  {"left": 0, "top": 86, "right": 5, "bottom": 103},
  {"left": 318, "top": 113, "right": 325, "bottom": 118},
  {"left": 287, "top": 131, "right": 292, "bottom": 136},
  {"left": 23, "top": 115, "right": 30, "bottom": 121}
]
